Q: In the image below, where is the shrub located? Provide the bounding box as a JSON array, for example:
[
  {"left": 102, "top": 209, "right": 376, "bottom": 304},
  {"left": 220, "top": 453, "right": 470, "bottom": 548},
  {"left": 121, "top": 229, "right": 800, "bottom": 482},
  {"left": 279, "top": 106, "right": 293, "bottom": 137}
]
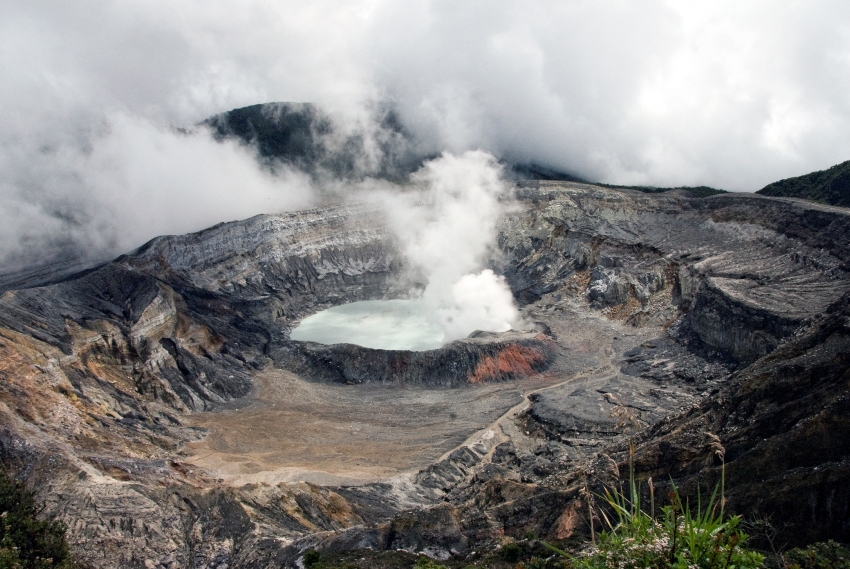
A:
[
  {"left": 0, "top": 469, "right": 74, "bottom": 568},
  {"left": 782, "top": 540, "right": 850, "bottom": 569},
  {"left": 303, "top": 549, "right": 322, "bottom": 567},
  {"left": 500, "top": 542, "right": 523, "bottom": 562}
]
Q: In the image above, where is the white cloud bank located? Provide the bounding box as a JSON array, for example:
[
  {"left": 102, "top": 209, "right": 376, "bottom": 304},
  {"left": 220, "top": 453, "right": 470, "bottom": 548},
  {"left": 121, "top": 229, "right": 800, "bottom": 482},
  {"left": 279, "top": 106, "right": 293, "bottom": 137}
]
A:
[
  {"left": 0, "top": 113, "right": 314, "bottom": 267},
  {"left": 1, "top": 0, "right": 850, "bottom": 267}
]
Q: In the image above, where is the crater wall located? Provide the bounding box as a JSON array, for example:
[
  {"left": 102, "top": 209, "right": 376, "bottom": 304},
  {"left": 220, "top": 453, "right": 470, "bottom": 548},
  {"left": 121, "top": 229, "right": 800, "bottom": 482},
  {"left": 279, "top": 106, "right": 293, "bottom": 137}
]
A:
[{"left": 273, "top": 331, "right": 556, "bottom": 386}]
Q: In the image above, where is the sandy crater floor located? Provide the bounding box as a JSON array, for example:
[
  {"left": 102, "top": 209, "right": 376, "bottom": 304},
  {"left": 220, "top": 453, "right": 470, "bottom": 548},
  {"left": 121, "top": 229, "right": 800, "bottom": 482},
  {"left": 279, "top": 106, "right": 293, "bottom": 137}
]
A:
[{"left": 183, "top": 369, "right": 566, "bottom": 486}]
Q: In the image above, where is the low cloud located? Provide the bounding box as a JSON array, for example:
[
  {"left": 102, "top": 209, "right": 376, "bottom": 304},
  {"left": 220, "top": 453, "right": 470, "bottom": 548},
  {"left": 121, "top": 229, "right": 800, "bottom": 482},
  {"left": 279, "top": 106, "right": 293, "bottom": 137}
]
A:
[
  {"left": 1, "top": 1, "right": 849, "bottom": 269},
  {"left": 0, "top": 114, "right": 314, "bottom": 268}
]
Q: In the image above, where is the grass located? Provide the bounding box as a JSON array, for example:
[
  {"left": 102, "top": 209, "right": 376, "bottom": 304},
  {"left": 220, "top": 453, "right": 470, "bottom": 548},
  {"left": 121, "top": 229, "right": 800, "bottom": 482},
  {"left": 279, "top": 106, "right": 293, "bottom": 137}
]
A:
[
  {"left": 539, "top": 430, "right": 763, "bottom": 569},
  {"left": 559, "top": 483, "right": 764, "bottom": 569},
  {"left": 294, "top": 425, "right": 844, "bottom": 569}
]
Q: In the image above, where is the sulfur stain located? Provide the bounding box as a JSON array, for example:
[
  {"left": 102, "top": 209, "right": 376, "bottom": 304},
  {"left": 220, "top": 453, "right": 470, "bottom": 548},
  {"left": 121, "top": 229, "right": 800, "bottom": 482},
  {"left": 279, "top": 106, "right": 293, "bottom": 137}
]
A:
[{"left": 468, "top": 344, "right": 546, "bottom": 383}]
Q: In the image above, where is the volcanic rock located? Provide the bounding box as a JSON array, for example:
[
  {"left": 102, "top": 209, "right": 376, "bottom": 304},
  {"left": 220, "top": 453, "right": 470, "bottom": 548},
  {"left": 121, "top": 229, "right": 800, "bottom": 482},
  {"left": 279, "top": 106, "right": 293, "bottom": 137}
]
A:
[
  {"left": 275, "top": 330, "right": 556, "bottom": 386},
  {"left": 0, "top": 181, "right": 848, "bottom": 567}
]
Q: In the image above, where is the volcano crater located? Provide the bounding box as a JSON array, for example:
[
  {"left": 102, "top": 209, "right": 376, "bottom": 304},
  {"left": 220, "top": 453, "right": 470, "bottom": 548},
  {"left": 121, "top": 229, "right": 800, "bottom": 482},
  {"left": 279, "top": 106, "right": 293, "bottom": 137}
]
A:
[{"left": 3, "top": 183, "right": 850, "bottom": 566}]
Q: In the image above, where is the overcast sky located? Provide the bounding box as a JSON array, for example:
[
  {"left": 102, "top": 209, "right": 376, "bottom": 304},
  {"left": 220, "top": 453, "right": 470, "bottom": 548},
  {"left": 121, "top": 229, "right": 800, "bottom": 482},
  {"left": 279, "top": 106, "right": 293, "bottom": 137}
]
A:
[{"left": 1, "top": 0, "right": 849, "bottom": 266}]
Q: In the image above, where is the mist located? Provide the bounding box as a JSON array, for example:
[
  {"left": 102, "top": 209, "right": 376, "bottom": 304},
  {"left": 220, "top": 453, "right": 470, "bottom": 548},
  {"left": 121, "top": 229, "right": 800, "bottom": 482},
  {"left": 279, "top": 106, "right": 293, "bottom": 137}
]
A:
[
  {"left": 0, "top": 114, "right": 314, "bottom": 269},
  {"left": 370, "top": 151, "right": 523, "bottom": 341},
  {"left": 2, "top": 0, "right": 850, "bottom": 270}
]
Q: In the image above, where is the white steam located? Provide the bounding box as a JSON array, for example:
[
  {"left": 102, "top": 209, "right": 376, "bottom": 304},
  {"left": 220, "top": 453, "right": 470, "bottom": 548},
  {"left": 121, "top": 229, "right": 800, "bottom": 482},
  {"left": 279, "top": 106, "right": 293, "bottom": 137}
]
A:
[{"left": 373, "top": 151, "right": 522, "bottom": 342}]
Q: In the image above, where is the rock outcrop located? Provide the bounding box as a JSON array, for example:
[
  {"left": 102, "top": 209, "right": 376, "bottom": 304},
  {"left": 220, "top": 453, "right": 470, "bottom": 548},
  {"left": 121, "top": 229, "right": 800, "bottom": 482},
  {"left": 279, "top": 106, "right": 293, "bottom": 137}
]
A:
[
  {"left": 627, "top": 291, "right": 850, "bottom": 546},
  {"left": 273, "top": 330, "right": 555, "bottom": 386},
  {"left": 503, "top": 183, "right": 849, "bottom": 362}
]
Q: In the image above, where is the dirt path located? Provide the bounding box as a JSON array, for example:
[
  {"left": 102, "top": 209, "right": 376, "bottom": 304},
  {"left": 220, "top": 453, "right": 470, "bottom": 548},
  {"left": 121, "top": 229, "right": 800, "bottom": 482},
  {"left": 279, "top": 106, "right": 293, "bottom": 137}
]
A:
[{"left": 435, "top": 299, "right": 656, "bottom": 466}]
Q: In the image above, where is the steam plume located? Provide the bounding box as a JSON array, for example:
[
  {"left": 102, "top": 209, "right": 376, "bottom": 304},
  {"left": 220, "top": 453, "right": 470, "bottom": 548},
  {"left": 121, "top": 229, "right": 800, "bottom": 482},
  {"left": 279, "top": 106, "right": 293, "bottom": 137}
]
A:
[{"left": 372, "top": 151, "right": 522, "bottom": 341}]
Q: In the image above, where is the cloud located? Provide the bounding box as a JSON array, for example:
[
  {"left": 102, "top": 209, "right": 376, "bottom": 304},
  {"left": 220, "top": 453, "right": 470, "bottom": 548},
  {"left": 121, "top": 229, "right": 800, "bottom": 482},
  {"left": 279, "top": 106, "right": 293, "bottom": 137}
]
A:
[
  {"left": 1, "top": 0, "right": 850, "bottom": 267},
  {"left": 0, "top": 113, "right": 314, "bottom": 268},
  {"left": 367, "top": 1, "right": 850, "bottom": 189}
]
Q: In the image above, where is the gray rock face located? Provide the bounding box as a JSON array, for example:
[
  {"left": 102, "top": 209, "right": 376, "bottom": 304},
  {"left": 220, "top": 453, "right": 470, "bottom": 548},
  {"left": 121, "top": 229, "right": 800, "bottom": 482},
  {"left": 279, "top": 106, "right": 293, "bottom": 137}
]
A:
[
  {"left": 272, "top": 331, "right": 556, "bottom": 386},
  {"left": 502, "top": 183, "right": 850, "bottom": 362},
  {"left": 1, "top": 183, "right": 849, "bottom": 567},
  {"left": 0, "top": 204, "right": 401, "bottom": 413},
  {"left": 624, "top": 292, "right": 850, "bottom": 547},
  {"left": 0, "top": 204, "right": 413, "bottom": 568}
]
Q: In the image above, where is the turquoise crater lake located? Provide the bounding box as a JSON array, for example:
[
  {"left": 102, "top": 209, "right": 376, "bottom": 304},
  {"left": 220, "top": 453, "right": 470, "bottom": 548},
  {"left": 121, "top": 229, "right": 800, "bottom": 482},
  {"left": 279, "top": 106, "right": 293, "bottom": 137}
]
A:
[{"left": 289, "top": 299, "right": 445, "bottom": 351}]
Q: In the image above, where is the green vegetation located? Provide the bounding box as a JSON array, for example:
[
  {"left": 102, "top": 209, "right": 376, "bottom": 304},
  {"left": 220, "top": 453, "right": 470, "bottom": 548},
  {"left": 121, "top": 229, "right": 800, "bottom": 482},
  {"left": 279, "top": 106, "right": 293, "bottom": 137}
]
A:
[
  {"left": 295, "top": 537, "right": 850, "bottom": 569},
  {"left": 781, "top": 540, "right": 850, "bottom": 569},
  {"left": 551, "top": 484, "right": 764, "bottom": 568},
  {"left": 205, "top": 103, "right": 324, "bottom": 160},
  {"left": 297, "top": 543, "right": 562, "bottom": 569},
  {"left": 304, "top": 549, "right": 323, "bottom": 567},
  {"left": 414, "top": 558, "right": 450, "bottom": 569},
  {"left": 536, "top": 430, "right": 764, "bottom": 569},
  {"left": 0, "top": 469, "right": 74, "bottom": 569},
  {"left": 293, "top": 431, "right": 846, "bottom": 569},
  {"left": 294, "top": 431, "right": 842, "bottom": 569},
  {"left": 540, "top": 432, "right": 761, "bottom": 568},
  {"left": 757, "top": 159, "right": 850, "bottom": 207},
  {"left": 511, "top": 163, "right": 588, "bottom": 183},
  {"left": 203, "top": 102, "right": 422, "bottom": 181},
  {"left": 500, "top": 543, "right": 523, "bottom": 563}
]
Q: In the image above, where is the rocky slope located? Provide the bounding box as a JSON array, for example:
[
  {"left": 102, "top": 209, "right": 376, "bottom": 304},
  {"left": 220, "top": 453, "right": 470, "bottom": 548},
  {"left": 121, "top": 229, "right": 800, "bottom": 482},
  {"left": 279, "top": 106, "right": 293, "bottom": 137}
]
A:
[
  {"left": 0, "top": 183, "right": 848, "bottom": 567},
  {"left": 204, "top": 101, "right": 595, "bottom": 185},
  {"left": 265, "top": 183, "right": 850, "bottom": 564},
  {"left": 629, "top": 290, "right": 850, "bottom": 546},
  {"left": 275, "top": 330, "right": 556, "bottom": 386}
]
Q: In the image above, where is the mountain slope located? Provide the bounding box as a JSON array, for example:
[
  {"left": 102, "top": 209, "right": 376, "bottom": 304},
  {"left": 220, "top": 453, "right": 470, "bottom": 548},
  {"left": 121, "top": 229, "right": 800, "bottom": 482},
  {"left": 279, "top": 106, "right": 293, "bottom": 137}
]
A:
[
  {"left": 757, "top": 159, "right": 850, "bottom": 207},
  {"left": 202, "top": 102, "right": 425, "bottom": 181},
  {"left": 203, "top": 102, "right": 598, "bottom": 184}
]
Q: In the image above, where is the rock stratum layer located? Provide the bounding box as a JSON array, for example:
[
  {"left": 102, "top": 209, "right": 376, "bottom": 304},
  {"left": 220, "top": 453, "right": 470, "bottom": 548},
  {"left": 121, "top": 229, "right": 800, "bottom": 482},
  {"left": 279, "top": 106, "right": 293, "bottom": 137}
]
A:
[
  {"left": 276, "top": 330, "right": 556, "bottom": 386},
  {"left": 0, "top": 183, "right": 848, "bottom": 567}
]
